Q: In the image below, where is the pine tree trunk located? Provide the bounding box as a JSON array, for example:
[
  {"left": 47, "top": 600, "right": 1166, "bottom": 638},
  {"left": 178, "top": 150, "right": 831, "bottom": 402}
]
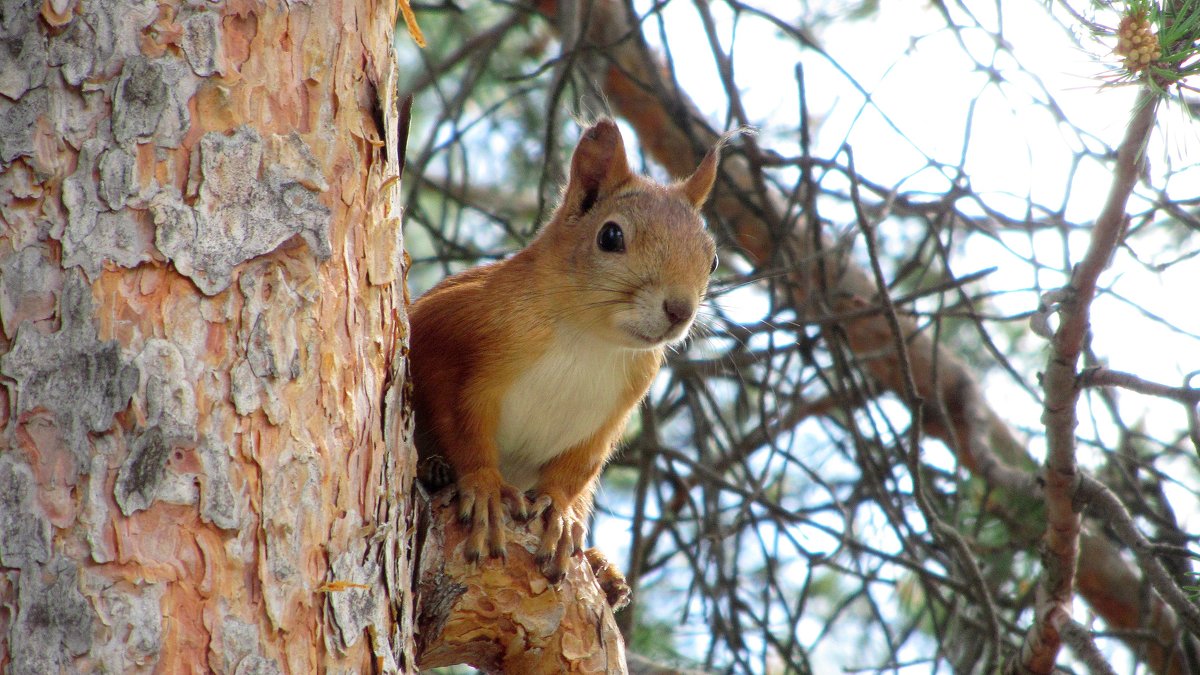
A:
[{"left": 0, "top": 0, "right": 414, "bottom": 672}]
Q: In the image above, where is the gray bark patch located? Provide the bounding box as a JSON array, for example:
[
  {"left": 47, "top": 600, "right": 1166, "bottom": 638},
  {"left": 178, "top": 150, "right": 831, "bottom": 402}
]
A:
[
  {"left": 98, "top": 146, "right": 137, "bottom": 210},
  {"left": 198, "top": 437, "right": 241, "bottom": 530},
  {"left": 133, "top": 338, "right": 197, "bottom": 437},
  {"left": 230, "top": 358, "right": 263, "bottom": 416},
  {"left": 86, "top": 574, "right": 165, "bottom": 673},
  {"left": 48, "top": 8, "right": 98, "bottom": 86},
  {"left": 66, "top": 209, "right": 156, "bottom": 278},
  {"left": 261, "top": 446, "right": 321, "bottom": 629},
  {"left": 92, "top": 1, "right": 159, "bottom": 76},
  {"left": 62, "top": 138, "right": 106, "bottom": 249},
  {"left": 235, "top": 656, "right": 285, "bottom": 675},
  {"left": 112, "top": 428, "right": 243, "bottom": 528},
  {"left": 62, "top": 138, "right": 155, "bottom": 278},
  {"left": 229, "top": 263, "right": 313, "bottom": 420},
  {"left": 0, "top": 87, "right": 48, "bottom": 164},
  {"left": 181, "top": 11, "right": 222, "bottom": 76},
  {"left": 151, "top": 127, "right": 332, "bottom": 295},
  {"left": 9, "top": 557, "right": 95, "bottom": 675},
  {"left": 0, "top": 245, "right": 63, "bottom": 338},
  {"left": 328, "top": 550, "right": 381, "bottom": 651},
  {"left": 119, "top": 341, "right": 243, "bottom": 527},
  {"left": 0, "top": 454, "right": 51, "bottom": 569},
  {"left": 111, "top": 54, "right": 195, "bottom": 147},
  {"left": 113, "top": 426, "right": 173, "bottom": 516},
  {"left": 0, "top": 273, "right": 139, "bottom": 482},
  {"left": 83, "top": 452, "right": 116, "bottom": 563},
  {"left": 0, "top": 0, "right": 48, "bottom": 99},
  {"left": 47, "top": 0, "right": 156, "bottom": 85},
  {"left": 111, "top": 56, "right": 166, "bottom": 143},
  {"left": 213, "top": 617, "right": 280, "bottom": 675}
]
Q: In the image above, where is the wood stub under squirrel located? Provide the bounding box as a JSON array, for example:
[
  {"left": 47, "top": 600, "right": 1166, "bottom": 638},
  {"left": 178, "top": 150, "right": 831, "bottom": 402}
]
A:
[
  {"left": 415, "top": 489, "right": 628, "bottom": 674},
  {"left": 411, "top": 118, "right": 721, "bottom": 612}
]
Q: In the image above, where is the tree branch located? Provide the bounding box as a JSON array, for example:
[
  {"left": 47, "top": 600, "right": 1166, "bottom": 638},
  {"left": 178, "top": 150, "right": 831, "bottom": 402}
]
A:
[
  {"left": 1078, "top": 367, "right": 1200, "bottom": 404},
  {"left": 1017, "top": 89, "right": 1158, "bottom": 674}
]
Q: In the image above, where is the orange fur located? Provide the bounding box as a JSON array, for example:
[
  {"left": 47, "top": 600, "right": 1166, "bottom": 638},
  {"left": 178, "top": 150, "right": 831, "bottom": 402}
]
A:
[{"left": 410, "top": 118, "right": 720, "bottom": 581}]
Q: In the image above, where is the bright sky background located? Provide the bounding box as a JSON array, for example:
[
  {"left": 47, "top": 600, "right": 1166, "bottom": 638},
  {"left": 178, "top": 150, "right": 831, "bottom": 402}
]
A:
[{"left": 638, "top": 0, "right": 1200, "bottom": 432}]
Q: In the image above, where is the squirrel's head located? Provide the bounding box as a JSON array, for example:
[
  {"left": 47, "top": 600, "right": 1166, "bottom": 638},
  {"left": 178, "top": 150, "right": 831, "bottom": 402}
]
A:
[{"left": 537, "top": 119, "right": 720, "bottom": 350}]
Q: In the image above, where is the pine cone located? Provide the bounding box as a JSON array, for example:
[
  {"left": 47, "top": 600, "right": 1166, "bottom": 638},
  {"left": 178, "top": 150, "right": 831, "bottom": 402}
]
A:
[{"left": 1115, "top": 11, "right": 1161, "bottom": 72}]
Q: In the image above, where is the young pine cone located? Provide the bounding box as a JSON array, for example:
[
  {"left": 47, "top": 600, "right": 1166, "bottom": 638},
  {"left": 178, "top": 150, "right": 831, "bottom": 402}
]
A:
[{"left": 1115, "top": 11, "right": 1161, "bottom": 72}]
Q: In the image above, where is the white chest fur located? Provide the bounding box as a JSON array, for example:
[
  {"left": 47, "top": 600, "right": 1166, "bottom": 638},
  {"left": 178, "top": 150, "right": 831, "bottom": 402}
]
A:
[{"left": 496, "top": 331, "right": 633, "bottom": 490}]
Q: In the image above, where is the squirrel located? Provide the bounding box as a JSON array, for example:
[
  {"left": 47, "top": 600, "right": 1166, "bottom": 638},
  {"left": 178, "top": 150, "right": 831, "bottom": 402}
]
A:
[{"left": 410, "top": 118, "right": 720, "bottom": 592}]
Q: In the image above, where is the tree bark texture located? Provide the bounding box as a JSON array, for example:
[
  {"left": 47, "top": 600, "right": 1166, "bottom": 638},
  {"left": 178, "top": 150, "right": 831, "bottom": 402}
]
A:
[
  {"left": 415, "top": 490, "right": 627, "bottom": 674},
  {"left": 0, "top": 0, "right": 413, "bottom": 672}
]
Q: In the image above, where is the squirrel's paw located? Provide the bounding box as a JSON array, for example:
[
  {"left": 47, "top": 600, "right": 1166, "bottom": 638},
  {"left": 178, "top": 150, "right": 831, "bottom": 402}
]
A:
[
  {"left": 530, "top": 493, "right": 584, "bottom": 583},
  {"left": 418, "top": 455, "right": 455, "bottom": 490},
  {"left": 585, "top": 548, "right": 631, "bottom": 611},
  {"left": 456, "top": 468, "right": 525, "bottom": 561}
]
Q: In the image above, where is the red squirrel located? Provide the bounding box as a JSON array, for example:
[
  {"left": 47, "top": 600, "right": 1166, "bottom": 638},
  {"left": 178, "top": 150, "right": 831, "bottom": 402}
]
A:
[{"left": 410, "top": 118, "right": 720, "bottom": 587}]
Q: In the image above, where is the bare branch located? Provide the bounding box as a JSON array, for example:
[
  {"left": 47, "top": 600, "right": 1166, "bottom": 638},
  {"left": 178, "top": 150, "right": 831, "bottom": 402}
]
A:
[{"left": 1019, "top": 88, "right": 1159, "bottom": 674}]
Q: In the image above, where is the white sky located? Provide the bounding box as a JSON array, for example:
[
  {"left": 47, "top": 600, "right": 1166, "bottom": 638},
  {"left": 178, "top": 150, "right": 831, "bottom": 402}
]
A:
[{"left": 642, "top": 0, "right": 1200, "bottom": 414}]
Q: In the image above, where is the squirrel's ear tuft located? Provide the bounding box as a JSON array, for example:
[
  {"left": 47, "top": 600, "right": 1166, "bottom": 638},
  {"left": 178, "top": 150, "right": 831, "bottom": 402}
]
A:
[
  {"left": 564, "top": 119, "right": 632, "bottom": 216},
  {"left": 679, "top": 143, "right": 720, "bottom": 209}
]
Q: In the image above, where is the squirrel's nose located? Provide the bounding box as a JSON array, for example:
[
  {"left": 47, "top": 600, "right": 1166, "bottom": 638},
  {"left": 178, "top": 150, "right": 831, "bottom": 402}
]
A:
[{"left": 662, "top": 298, "right": 695, "bottom": 327}]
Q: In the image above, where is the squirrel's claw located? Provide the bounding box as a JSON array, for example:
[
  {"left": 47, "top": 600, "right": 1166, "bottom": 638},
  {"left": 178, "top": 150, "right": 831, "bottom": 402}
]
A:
[
  {"left": 456, "top": 469, "right": 515, "bottom": 561},
  {"left": 528, "top": 493, "right": 553, "bottom": 520},
  {"left": 586, "top": 547, "right": 631, "bottom": 611},
  {"left": 503, "top": 485, "right": 529, "bottom": 521},
  {"left": 533, "top": 496, "right": 584, "bottom": 583}
]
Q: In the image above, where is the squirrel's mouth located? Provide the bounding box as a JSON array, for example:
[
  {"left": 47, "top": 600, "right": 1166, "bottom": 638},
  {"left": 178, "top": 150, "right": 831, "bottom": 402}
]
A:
[
  {"left": 627, "top": 329, "right": 661, "bottom": 345},
  {"left": 625, "top": 324, "right": 688, "bottom": 347},
  {"left": 620, "top": 325, "right": 666, "bottom": 347}
]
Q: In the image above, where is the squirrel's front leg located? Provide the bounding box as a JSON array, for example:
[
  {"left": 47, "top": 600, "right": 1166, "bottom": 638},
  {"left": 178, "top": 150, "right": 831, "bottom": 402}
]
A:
[
  {"left": 529, "top": 443, "right": 608, "bottom": 582},
  {"left": 428, "top": 402, "right": 527, "bottom": 561}
]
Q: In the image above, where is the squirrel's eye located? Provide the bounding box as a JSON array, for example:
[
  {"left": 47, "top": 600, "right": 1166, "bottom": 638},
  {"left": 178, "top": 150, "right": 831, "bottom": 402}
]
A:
[
  {"left": 597, "top": 221, "right": 625, "bottom": 253},
  {"left": 710, "top": 254, "right": 719, "bottom": 274}
]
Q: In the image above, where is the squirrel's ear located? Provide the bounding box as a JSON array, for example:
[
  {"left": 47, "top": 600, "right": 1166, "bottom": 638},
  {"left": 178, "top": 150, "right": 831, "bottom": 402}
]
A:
[
  {"left": 564, "top": 119, "right": 632, "bottom": 216},
  {"left": 679, "top": 144, "right": 720, "bottom": 209}
]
